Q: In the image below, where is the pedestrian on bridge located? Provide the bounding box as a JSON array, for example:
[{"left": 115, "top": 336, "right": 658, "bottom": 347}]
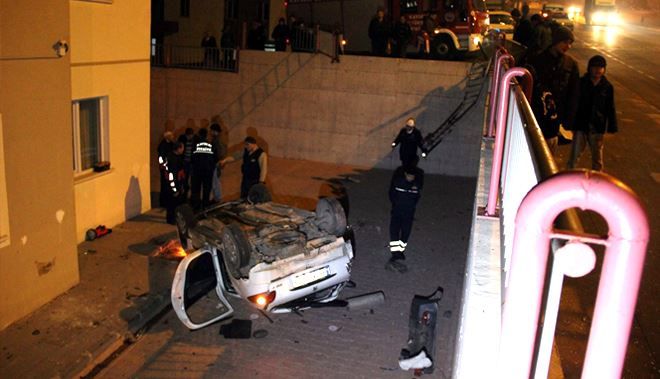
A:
[
  {"left": 567, "top": 55, "right": 617, "bottom": 171},
  {"left": 392, "top": 117, "right": 428, "bottom": 168}
]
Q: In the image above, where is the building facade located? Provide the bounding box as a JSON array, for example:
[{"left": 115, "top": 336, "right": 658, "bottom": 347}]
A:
[{"left": 0, "top": 0, "right": 151, "bottom": 330}]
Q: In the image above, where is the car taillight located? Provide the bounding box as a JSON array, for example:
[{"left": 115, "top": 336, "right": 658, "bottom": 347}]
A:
[{"left": 248, "top": 291, "right": 276, "bottom": 308}]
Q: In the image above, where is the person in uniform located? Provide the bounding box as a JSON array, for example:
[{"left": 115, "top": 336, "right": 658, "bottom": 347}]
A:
[
  {"left": 164, "top": 142, "right": 185, "bottom": 224},
  {"left": 190, "top": 128, "right": 217, "bottom": 210},
  {"left": 388, "top": 158, "right": 424, "bottom": 262}
]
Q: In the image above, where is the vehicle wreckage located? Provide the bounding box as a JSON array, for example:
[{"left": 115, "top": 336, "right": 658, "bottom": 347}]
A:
[{"left": 171, "top": 190, "right": 354, "bottom": 330}]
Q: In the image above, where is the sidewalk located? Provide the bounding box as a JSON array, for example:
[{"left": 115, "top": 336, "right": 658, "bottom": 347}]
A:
[
  {"left": 0, "top": 157, "right": 363, "bottom": 379},
  {"left": 0, "top": 208, "right": 178, "bottom": 379}
]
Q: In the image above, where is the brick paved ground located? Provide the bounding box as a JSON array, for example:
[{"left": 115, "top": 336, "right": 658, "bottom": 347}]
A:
[{"left": 100, "top": 168, "right": 476, "bottom": 379}]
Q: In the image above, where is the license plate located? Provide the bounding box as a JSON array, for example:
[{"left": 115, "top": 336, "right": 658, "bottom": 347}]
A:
[{"left": 291, "top": 266, "right": 329, "bottom": 288}]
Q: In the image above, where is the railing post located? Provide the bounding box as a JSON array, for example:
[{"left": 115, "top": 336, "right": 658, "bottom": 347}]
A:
[
  {"left": 487, "top": 53, "right": 514, "bottom": 138},
  {"left": 485, "top": 67, "right": 531, "bottom": 216},
  {"left": 499, "top": 170, "right": 649, "bottom": 378}
]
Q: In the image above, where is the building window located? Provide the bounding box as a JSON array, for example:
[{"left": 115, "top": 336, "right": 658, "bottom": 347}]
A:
[
  {"left": 72, "top": 97, "right": 109, "bottom": 175},
  {"left": 225, "top": 0, "right": 238, "bottom": 20},
  {"left": 180, "top": 0, "right": 190, "bottom": 17},
  {"left": 0, "top": 114, "right": 9, "bottom": 248}
]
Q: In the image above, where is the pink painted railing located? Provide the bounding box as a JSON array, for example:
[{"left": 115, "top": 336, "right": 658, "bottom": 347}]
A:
[
  {"left": 484, "top": 67, "right": 532, "bottom": 216},
  {"left": 486, "top": 52, "right": 514, "bottom": 138},
  {"left": 499, "top": 170, "right": 649, "bottom": 378}
]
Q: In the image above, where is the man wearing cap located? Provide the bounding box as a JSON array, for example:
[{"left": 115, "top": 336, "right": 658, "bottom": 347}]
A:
[
  {"left": 567, "top": 55, "right": 617, "bottom": 171},
  {"left": 221, "top": 136, "right": 268, "bottom": 199},
  {"left": 528, "top": 26, "right": 580, "bottom": 154},
  {"left": 388, "top": 157, "right": 424, "bottom": 265},
  {"left": 392, "top": 117, "right": 428, "bottom": 168}
]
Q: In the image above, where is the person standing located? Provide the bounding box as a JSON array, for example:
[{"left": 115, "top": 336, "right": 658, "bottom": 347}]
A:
[
  {"left": 271, "top": 17, "right": 290, "bottom": 52},
  {"left": 221, "top": 136, "right": 268, "bottom": 199},
  {"left": 177, "top": 127, "right": 195, "bottom": 198},
  {"left": 392, "top": 15, "right": 412, "bottom": 58},
  {"left": 164, "top": 142, "right": 186, "bottom": 224},
  {"left": 567, "top": 55, "right": 617, "bottom": 171},
  {"left": 392, "top": 117, "right": 428, "bottom": 167},
  {"left": 190, "top": 128, "right": 217, "bottom": 210},
  {"left": 209, "top": 123, "right": 226, "bottom": 203},
  {"left": 388, "top": 159, "right": 424, "bottom": 262},
  {"left": 157, "top": 131, "right": 175, "bottom": 208},
  {"left": 368, "top": 8, "right": 390, "bottom": 56},
  {"left": 201, "top": 31, "right": 218, "bottom": 67},
  {"left": 528, "top": 26, "right": 580, "bottom": 154}
]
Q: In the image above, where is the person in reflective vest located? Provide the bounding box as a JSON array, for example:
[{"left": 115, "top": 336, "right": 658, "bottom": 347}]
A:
[
  {"left": 388, "top": 158, "right": 424, "bottom": 262},
  {"left": 164, "top": 142, "right": 185, "bottom": 224},
  {"left": 157, "top": 131, "right": 175, "bottom": 208},
  {"left": 221, "top": 136, "right": 268, "bottom": 199},
  {"left": 190, "top": 128, "right": 217, "bottom": 210}
]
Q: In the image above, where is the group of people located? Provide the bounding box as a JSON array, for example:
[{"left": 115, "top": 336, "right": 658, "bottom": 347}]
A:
[
  {"left": 157, "top": 125, "right": 268, "bottom": 224},
  {"left": 200, "top": 26, "right": 237, "bottom": 69},
  {"left": 368, "top": 8, "right": 413, "bottom": 57},
  {"left": 522, "top": 24, "right": 617, "bottom": 171}
]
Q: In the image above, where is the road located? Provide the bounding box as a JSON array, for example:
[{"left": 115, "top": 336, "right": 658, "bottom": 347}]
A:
[{"left": 553, "top": 21, "right": 660, "bottom": 378}]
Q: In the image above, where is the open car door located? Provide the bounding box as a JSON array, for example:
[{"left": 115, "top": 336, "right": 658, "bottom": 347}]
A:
[{"left": 171, "top": 246, "right": 234, "bottom": 330}]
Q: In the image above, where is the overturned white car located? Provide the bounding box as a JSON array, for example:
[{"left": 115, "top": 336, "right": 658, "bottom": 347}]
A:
[{"left": 171, "top": 193, "right": 354, "bottom": 330}]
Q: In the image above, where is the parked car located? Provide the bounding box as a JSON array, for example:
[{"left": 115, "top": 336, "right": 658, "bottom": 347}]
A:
[
  {"left": 488, "top": 10, "right": 516, "bottom": 39},
  {"left": 543, "top": 4, "right": 575, "bottom": 30},
  {"left": 170, "top": 189, "right": 354, "bottom": 330}
]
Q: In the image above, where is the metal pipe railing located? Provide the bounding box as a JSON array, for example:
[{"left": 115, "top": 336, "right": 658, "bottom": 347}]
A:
[
  {"left": 486, "top": 52, "right": 514, "bottom": 138},
  {"left": 499, "top": 170, "right": 649, "bottom": 378},
  {"left": 151, "top": 44, "right": 239, "bottom": 73},
  {"left": 485, "top": 67, "right": 532, "bottom": 216}
]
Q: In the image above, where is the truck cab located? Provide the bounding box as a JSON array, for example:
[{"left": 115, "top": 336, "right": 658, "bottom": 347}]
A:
[{"left": 391, "top": 0, "right": 490, "bottom": 59}]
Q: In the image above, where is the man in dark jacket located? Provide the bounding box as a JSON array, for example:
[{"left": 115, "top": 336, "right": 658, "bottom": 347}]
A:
[
  {"left": 528, "top": 26, "right": 580, "bottom": 154},
  {"left": 157, "top": 131, "right": 175, "bottom": 208},
  {"left": 392, "top": 117, "right": 428, "bottom": 167},
  {"left": 388, "top": 159, "right": 424, "bottom": 262},
  {"left": 567, "top": 55, "right": 617, "bottom": 171},
  {"left": 392, "top": 15, "right": 412, "bottom": 58},
  {"left": 221, "top": 136, "right": 268, "bottom": 199},
  {"left": 271, "top": 17, "right": 290, "bottom": 52},
  {"left": 164, "top": 142, "right": 186, "bottom": 224},
  {"left": 190, "top": 128, "right": 217, "bottom": 210},
  {"left": 177, "top": 127, "right": 195, "bottom": 198},
  {"left": 368, "top": 8, "right": 390, "bottom": 56}
]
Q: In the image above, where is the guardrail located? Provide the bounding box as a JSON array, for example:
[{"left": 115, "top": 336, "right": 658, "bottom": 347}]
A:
[
  {"left": 151, "top": 44, "right": 239, "bottom": 73},
  {"left": 454, "top": 36, "right": 649, "bottom": 378}
]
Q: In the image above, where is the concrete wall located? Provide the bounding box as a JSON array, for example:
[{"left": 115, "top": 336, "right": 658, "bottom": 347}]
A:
[
  {"left": 152, "top": 51, "right": 482, "bottom": 177},
  {"left": 0, "top": 1, "right": 78, "bottom": 330},
  {"left": 70, "top": 0, "right": 152, "bottom": 242}
]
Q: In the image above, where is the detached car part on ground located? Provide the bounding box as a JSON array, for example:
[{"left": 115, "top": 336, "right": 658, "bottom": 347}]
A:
[{"left": 171, "top": 190, "right": 353, "bottom": 330}]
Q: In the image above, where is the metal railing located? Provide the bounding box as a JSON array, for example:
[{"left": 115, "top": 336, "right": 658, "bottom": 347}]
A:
[
  {"left": 151, "top": 44, "right": 239, "bottom": 73},
  {"left": 482, "top": 42, "right": 650, "bottom": 378}
]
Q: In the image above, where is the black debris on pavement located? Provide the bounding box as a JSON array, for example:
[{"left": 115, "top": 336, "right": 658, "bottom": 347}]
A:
[{"left": 219, "top": 319, "right": 252, "bottom": 339}]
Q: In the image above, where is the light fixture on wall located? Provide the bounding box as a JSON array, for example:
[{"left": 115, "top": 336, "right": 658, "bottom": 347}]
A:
[{"left": 53, "top": 40, "right": 69, "bottom": 58}]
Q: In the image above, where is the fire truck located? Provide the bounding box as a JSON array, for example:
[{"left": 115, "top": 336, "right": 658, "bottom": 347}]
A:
[{"left": 391, "top": 0, "right": 490, "bottom": 59}]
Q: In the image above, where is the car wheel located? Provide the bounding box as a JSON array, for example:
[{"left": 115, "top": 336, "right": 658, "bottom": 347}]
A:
[
  {"left": 175, "top": 204, "right": 196, "bottom": 249},
  {"left": 248, "top": 183, "right": 272, "bottom": 204},
  {"left": 221, "top": 223, "right": 251, "bottom": 278},
  {"left": 314, "top": 197, "right": 347, "bottom": 236}
]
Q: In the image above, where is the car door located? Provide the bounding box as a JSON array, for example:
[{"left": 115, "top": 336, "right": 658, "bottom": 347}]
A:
[{"left": 171, "top": 246, "right": 234, "bottom": 330}]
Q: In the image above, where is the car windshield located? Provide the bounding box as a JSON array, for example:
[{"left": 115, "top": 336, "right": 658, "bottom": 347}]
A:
[{"left": 490, "top": 14, "right": 513, "bottom": 25}]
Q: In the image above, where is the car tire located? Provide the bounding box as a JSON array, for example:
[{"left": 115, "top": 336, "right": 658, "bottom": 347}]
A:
[
  {"left": 175, "top": 204, "right": 196, "bottom": 249},
  {"left": 248, "top": 183, "right": 272, "bottom": 204},
  {"left": 314, "top": 197, "right": 347, "bottom": 236},
  {"left": 221, "top": 223, "right": 251, "bottom": 278}
]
